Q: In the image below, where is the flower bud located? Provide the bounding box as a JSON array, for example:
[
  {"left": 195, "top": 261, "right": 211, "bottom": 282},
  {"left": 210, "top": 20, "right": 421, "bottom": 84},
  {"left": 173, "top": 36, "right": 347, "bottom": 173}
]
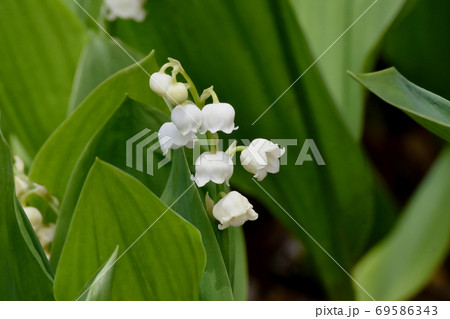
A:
[
  {"left": 240, "top": 138, "right": 285, "bottom": 181},
  {"left": 201, "top": 103, "right": 237, "bottom": 134},
  {"left": 213, "top": 191, "right": 258, "bottom": 230},
  {"left": 14, "top": 176, "right": 29, "bottom": 197},
  {"left": 158, "top": 122, "right": 196, "bottom": 155},
  {"left": 24, "top": 206, "right": 43, "bottom": 231},
  {"left": 171, "top": 103, "right": 202, "bottom": 135},
  {"left": 13, "top": 156, "right": 25, "bottom": 172},
  {"left": 166, "top": 82, "right": 189, "bottom": 105},
  {"left": 192, "top": 151, "right": 233, "bottom": 187},
  {"left": 105, "top": 0, "right": 147, "bottom": 22},
  {"left": 149, "top": 72, "right": 172, "bottom": 97},
  {"left": 33, "top": 184, "right": 50, "bottom": 200},
  {"left": 37, "top": 224, "right": 56, "bottom": 249}
]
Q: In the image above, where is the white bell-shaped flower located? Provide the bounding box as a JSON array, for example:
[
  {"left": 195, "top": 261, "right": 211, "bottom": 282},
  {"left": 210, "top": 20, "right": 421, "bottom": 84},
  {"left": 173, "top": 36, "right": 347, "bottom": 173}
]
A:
[
  {"left": 240, "top": 138, "right": 285, "bottom": 181},
  {"left": 158, "top": 122, "right": 196, "bottom": 155},
  {"left": 149, "top": 72, "right": 172, "bottom": 97},
  {"left": 166, "top": 82, "right": 189, "bottom": 105},
  {"left": 171, "top": 103, "right": 202, "bottom": 135},
  {"left": 213, "top": 191, "right": 258, "bottom": 230},
  {"left": 24, "top": 207, "right": 43, "bottom": 231},
  {"left": 192, "top": 151, "right": 233, "bottom": 187},
  {"left": 201, "top": 103, "right": 237, "bottom": 134},
  {"left": 104, "top": 0, "right": 147, "bottom": 22}
]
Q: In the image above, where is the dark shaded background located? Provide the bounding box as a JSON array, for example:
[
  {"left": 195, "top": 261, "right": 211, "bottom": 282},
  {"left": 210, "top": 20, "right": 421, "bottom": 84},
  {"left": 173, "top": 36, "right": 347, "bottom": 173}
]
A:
[{"left": 245, "top": 0, "right": 450, "bottom": 300}]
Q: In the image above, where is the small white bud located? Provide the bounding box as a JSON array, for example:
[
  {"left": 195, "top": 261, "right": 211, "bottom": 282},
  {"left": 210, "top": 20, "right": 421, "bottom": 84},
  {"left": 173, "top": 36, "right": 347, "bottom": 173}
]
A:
[
  {"left": 192, "top": 151, "right": 233, "bottom": 187},
  {"left": 171, "top": 103, "right": 202, "bottom": 135},
  {"left": 213, "top": 191, "right": 258, "bottom": 230},
  {"left": 166, "top": 82, "right": 189, "bottom": 105},
  {"left": 201, "top": 103, "right": 237, "bottom": 134},
  {"left": 14, "top": 176, "right": 29, "bottom": 197},
  {"left": 13, "top": 156, "right": 25, "bottom": 172},
  {"left": 33, "top": 184, "right": 50, "bottom": 199},
  {"left": 51, "top": 196, "right": 60, "bottom": 207},
  {"left": 158, "top": 122, "right": 196, "bottom": 155},
  {"left": 24, "top": 207, "right": 43, "bottom": 231},
  {"left": 240, "top": 138, "right": 285, "bottom": 181},
  {"left": 37, "top": 224, "right": 56, "bottom": 249},
  {"left": 104, "top": 0, "right": 147, "bottom": 22},
  {"left": 149, "top": 72, "right": 172, "bottom": 97}
]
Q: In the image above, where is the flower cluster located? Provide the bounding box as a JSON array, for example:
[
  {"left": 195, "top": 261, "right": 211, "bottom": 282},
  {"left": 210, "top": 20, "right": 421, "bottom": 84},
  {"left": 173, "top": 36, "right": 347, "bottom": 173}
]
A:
[
  {"left": 150, "top": 58, "right": 284, "bottom": 230},
  {"left": 14, "top": 156, "right": 58, "bottom": 259},
  {"left": 104, "top": 0, "right": 147, "bottom": 22}
]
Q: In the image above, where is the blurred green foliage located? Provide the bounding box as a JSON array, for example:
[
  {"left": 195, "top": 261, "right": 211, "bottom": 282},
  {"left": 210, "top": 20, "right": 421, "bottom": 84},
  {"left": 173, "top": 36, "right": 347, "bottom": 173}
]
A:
[{"left": 0, "top": 0, "right": 449, "bottom": 301}]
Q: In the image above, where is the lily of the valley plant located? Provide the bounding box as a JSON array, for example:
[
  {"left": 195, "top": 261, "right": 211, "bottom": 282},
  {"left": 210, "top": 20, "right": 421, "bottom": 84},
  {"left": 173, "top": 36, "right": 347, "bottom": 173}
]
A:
[
  {"left": 150, "top": 58, "right": 285, "bottom": 230},
  {"left": 13, "top": 156, "right": 59, "bottom": 259}
]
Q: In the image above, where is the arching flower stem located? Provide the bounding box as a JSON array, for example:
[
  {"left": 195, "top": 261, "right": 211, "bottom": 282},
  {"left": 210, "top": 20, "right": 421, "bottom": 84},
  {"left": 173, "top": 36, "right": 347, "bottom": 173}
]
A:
[
  {"left": 200, "top": 86, "right": 220, "bottom": 104},
  {"left": 167, "top": 58, "right": 202, "bottom": 106},
  {"left": 159, "top": 61, "right": 175, "bottom": 73},
  {"left": 227, "top": 145, "right": 247, "bottom": 157}
]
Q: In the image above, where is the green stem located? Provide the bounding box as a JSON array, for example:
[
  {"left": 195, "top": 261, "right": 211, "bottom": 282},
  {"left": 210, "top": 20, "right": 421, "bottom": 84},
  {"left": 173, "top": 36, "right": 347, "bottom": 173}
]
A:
[
  {"left": 206, "top": 132, "right": 219, "bottom": 153},
  {"left": 209, "top": 90, "right": 220, "bottom": 104},
  {"left": 201, "top": 86, "right": 220, "bottom": 104},
  {"left": 161, "top": 58, "right": 202, "bottom": 106},
  {"left": 159, "top": 61, "right": 174, "bottom": 73},
  {"left": 227, "top": 145, "right": 247, "bottom": 157},
  {"left": 178, "top": 68, "right": 202, "bottom": 106},
  {"left": 218, "top": 191, "right": 228, "bottom": 199}
]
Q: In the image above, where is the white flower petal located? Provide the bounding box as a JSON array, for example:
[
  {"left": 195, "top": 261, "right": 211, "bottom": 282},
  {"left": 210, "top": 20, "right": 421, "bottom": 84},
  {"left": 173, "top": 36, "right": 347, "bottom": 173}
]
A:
[
  {"left": 201, "top": 103, "right": 237, "bottom": 134},
  {"left": 14, "top": 176, "right": 29, "bottom": 197},
  {"left": 240, "top": 138, "right": 284, "bottom": 181},
  {"left": 213, "top": 191, "right": 258, "bottom": 230},
  {"left": 266, "top": 156, "right": 281, "bottom": 174},
  {"left": 193, "top": 151, "right": 233, "bottom": 187},
  {"left": 253, "top": 169, "right": 268, "bottom": 182},
  {"left": 166, "top": 82, "right": 189, "bottom": 105},
  {"left": 171, "top": 104, "right": 202, "bottom": 135},
  {"left": 158, "top": 122, "right": 196, "bottom": 155},
  {"left": 24, "top": 207, "right": 43, "bottom": 230},
  {"left": 13, "top": 156, "right": 25, "bottom": 172},
  {"left": 37, "top": 224, "right": 56, "bottom": 248},
  {"left": 104, "top": 0, "right": 147, "bottom": 22},
  {"left": 149, "top": 72, "right": 172, "bottom": 97}
]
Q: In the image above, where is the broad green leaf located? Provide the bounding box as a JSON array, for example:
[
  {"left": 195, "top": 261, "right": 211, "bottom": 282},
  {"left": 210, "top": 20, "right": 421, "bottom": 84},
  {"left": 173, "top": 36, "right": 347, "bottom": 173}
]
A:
[
  {"left": 85, "top": 246, "right": 119, "bottom": 301},
  {"left": 217, "top": 227, "right": 249, "bottom": 301},
  {"left": 382, "top": 0, "right": 450, "bottom": 101},
  {"left": 161, "top": 149, "right": 234, "bottom": 300},
  {"left": 364, "top": 175, "right": 398, "bottom": 250},
  {"left": 51, "top": 98, "right": 169, "bottom": 265},
  {"left": 349, "top": 68, "right": 450, "bottom": 142},
  {"left": 30, "top": 53, "right": 167, "bottom": 199},
  {"left": 47, "top": 99, "right": 169, "bottom": 267},
  {"left": 0, "top": 0, "right": 85, "bottom": 156},
  {"left": 54, "top": 160, "right": 206, "bottom": 301},
  {"left": 290, "top": 0, "right": 406, "bottom": 139},
  {"left": 111, "top": 0, "right": 375, "bottom": 299},
  {"left": 30, "top": 53, "right": 169, "bottom": 266},
  {"left": 61, "top": 0, "right": 104, "bottom": 29},
  {"left": 354, "top": 147, "right": 450, "bottom": 300},
  {"left": 0, "top": 130, "right": 54, "bottom": 300},
  {"left": 46, "top": 99, "right": 169, "bottom": 268},
  {"left": 69, "top": 32, "right": 143, "bottom": 113}
]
